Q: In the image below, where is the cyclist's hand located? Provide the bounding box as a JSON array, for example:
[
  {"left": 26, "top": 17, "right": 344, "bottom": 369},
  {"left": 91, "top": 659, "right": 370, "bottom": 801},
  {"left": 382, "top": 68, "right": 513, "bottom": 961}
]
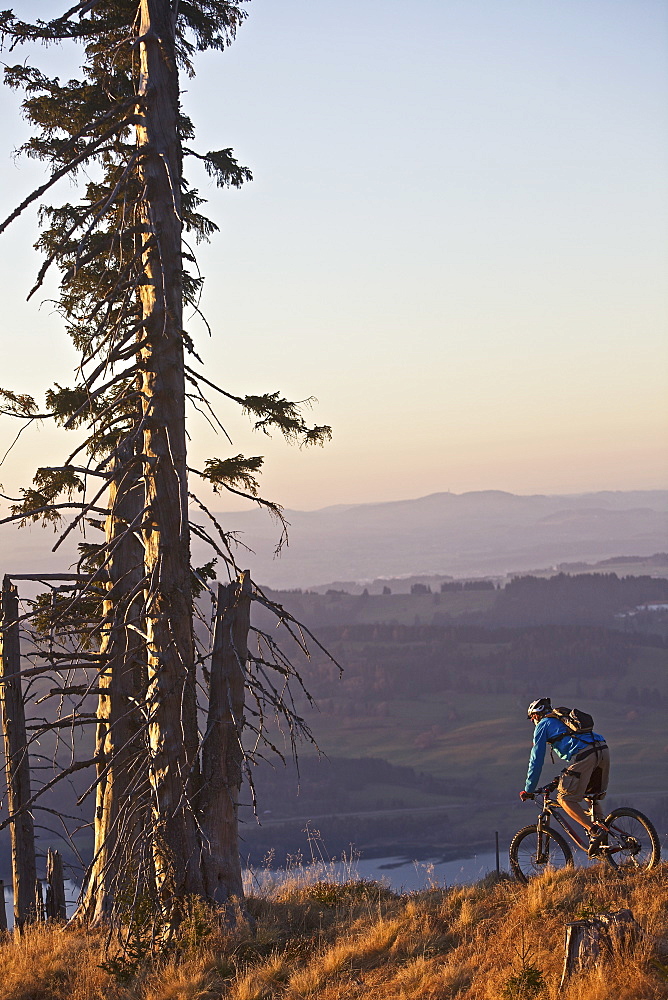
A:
[{"left": 519, "top": 791, "right": 534, "bottom": 801}]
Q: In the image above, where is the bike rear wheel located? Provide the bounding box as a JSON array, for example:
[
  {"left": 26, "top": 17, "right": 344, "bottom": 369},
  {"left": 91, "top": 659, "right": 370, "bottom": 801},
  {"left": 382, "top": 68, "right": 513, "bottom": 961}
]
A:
[
  {"left": 603, "top": 807, "right": 661, "bottom": 872},
  {"left": 509, "top": 825, "right": 573, "bottom": 883}
]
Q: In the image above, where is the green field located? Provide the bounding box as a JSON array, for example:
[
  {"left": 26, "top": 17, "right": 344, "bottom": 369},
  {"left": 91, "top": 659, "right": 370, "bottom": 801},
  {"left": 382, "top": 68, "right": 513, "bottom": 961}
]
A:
[{"left": 300, "top": 686, "right": 667, "bottom": 799}]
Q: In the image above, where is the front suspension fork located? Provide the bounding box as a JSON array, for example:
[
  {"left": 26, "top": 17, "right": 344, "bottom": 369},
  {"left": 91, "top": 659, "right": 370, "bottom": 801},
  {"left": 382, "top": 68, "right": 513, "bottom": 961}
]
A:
[{"left": 535, "top": 815, "right": 551, "bottom": 863}]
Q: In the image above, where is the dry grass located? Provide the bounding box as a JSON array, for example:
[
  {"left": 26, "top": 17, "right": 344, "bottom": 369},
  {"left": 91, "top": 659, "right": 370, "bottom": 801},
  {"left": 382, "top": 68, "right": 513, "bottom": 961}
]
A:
[
  {"left": 0, "top": 866, "right": 667, "bottom": 999},
  {"left": 0, "top": 923, "right": 115, "bottom": 1000}
]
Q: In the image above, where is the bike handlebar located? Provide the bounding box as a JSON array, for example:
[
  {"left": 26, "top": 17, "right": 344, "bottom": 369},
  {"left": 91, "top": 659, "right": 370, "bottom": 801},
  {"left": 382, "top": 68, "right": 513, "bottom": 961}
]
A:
[{"left": 536, "top": 778, "right": 559, "bottom": 794}]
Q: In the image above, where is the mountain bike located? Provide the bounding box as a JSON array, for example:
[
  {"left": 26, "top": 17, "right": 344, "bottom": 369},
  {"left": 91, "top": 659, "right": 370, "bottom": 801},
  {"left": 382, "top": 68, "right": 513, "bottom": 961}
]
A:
[{"left": 509, "top": 779, "right": 661, "bottom": 883}]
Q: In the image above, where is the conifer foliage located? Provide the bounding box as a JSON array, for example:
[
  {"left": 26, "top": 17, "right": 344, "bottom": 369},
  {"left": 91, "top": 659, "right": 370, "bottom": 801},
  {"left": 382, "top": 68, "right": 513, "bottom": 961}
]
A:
[{"left": 0, "top": 1, "right": 331, "bottom": 926}]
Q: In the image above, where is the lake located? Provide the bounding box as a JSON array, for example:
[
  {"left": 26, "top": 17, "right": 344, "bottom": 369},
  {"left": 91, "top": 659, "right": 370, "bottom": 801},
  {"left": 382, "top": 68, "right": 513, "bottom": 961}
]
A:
[
  {"left": 2, "top": 850, "right": 504, "bottom": 927},
  {"left": 244, "top": 850, "right": 503, "bottom": 895}
]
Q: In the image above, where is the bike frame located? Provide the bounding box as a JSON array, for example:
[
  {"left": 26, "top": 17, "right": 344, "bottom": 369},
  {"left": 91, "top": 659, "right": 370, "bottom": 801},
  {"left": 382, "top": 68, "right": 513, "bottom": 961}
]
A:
[{"left": 536, "top": 791, "right": 597, "bottom": 855}]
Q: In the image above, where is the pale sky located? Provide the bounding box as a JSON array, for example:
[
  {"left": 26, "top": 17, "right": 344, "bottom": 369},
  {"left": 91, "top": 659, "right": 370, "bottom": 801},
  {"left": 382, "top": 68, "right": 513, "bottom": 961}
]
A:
[{"left": 0, "top": 0, "right": 666, "bottom": 514}]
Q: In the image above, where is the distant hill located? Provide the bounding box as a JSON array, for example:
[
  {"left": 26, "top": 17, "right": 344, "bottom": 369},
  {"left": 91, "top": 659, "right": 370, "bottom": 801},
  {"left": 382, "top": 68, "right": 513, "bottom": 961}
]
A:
[
  {"left": 206, "top": 489, "right": 668, "bottom": 588},
  {"left": 1, "top": 489, "right": 666, "bottom": 589}
]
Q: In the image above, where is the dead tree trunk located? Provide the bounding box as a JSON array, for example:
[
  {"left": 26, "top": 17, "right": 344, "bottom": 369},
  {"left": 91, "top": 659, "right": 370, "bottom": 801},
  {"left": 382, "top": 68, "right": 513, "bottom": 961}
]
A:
[
  {"left": 137, "top": 0, "right": 203, "bottom": 910},
  {"left": 45, "top": 848, "right": 67, "bottom": 922},
  {"left": 200, "top": 574, "right": 251, "bottom": 907},
  {"left": 560, "top": 909, "right": 642, "bottom": 988},
  {"left": 0, "top": 578, "right": 37, "bottom": 929}
]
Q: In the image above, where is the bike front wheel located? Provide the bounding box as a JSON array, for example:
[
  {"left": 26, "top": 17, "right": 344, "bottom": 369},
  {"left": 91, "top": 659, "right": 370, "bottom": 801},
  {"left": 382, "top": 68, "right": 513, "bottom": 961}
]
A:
[
  {"left": 509, "top": 825, "right": 574, "bottom": 883},
  {"left": 603, "top": 807, "right": 661, "bottom": 872}
]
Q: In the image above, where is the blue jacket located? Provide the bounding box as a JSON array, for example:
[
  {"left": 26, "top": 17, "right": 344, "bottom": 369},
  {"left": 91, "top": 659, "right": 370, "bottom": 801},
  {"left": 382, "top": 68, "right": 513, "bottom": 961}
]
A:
[{"left": 525, "top": 716, "right": 606, "bottom": 793}]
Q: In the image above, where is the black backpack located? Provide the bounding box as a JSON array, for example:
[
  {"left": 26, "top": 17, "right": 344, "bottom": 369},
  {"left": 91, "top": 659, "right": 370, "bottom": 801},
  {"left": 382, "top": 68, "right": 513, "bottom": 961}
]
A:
[{"left": 547, "top": 706, "right": 595, "bottom": 739}]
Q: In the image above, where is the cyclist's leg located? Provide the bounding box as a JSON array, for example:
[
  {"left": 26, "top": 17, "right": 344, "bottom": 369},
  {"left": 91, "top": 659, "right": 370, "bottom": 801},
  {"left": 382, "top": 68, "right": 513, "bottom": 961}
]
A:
[
  {"left": 585, "top": 749, "right": 610, "bottom": 822},
  {"left": 594, "top": 749, "right": 610, "bottom": 816},
  {"left": 557, "top": 754, "right": 602, "bottom": 831},
  {"left": 559, "top": 796, "right": 593, "bottom": 830},
  {"left": 586, "top": 786, "right": 603, "bottom": 824},
  {"left": 586, "top": 768, "right": 604, "bottom": 822}
]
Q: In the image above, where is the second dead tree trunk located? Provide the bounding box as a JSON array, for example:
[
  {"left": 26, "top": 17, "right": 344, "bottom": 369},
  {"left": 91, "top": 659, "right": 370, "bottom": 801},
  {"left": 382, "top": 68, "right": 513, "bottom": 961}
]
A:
[
  {"left": 199, "top": 574, "right": 252, "bottom": 906},
  {"left": 0, "top": 578, "right": 37, "bottom": 929}
]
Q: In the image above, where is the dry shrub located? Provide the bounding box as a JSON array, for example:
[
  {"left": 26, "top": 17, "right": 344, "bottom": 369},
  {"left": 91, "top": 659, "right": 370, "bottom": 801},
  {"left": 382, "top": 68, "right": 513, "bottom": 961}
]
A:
[{"left": 274, "top": 878, "right": 396, "bottom": 908}]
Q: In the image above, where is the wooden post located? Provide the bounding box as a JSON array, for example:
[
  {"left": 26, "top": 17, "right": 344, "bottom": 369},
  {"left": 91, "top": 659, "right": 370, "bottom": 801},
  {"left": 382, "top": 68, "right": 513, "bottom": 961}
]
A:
[
  {"left": 46, "top": 848, "right": 67, "bottom": 921},
  {"left": 0, "top": 880, "right": 7, "bottom": 932},
  {"left": 560, "top": 909, "right": 642, "bottom": 988},
  {"left": 199, "top": 573, "right": 251, "bottom": 909},
  {"left": 0, "top": 577, "right": 37, "bottom": 928}
]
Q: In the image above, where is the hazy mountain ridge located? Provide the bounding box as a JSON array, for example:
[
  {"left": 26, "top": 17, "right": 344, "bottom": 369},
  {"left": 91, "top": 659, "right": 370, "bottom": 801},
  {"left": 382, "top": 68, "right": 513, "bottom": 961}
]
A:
[
  {"left": 1, "top": 490, "right": 666, "bottom": 587},
  {"left": 209, "top": 489, "right": 668, "bottom": 587}
]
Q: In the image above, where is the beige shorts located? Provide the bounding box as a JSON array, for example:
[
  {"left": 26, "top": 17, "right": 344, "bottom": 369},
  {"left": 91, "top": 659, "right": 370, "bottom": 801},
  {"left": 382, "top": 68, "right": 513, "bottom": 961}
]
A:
[{"left": 557, "top": 744, "right": 610, "bottom": 804}]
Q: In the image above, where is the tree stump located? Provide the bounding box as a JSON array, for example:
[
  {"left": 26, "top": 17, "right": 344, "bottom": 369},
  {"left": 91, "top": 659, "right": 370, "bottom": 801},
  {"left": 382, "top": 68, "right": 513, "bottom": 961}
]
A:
[{"left": 560, "top": 909, "right": 642, "bottom": 988}]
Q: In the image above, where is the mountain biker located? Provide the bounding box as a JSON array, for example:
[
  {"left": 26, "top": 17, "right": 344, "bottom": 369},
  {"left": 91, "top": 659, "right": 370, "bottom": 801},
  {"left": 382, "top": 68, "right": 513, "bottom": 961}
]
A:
[{"left": 520, "top": 697, "right": 610, "bottom": 856}]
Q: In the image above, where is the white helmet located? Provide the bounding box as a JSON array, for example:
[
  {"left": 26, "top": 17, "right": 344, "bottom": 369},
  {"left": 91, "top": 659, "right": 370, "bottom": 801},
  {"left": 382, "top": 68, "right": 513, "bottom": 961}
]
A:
[{"left": 527, "top": 697, "right": 551, "bottom": 719}]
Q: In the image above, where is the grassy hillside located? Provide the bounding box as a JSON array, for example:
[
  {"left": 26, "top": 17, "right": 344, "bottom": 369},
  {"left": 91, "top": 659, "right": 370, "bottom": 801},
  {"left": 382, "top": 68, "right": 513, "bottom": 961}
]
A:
[
  {"left": 260, "top": 587, "right": 498, "bottom": 627},
  {"left": 1, "top": 865, "right": 667, "bottom": 999}
]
